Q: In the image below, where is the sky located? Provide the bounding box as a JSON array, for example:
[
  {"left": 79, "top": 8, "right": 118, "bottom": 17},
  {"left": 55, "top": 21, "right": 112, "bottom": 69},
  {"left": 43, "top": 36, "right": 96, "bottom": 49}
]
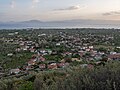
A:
[{"left": 0, "top": 0, "right": 120, "bottom": 22}]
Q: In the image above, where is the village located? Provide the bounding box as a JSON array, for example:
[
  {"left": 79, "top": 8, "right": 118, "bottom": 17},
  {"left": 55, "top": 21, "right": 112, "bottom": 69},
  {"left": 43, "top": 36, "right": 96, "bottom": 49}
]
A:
[{"left": 0, "top": 28, "right": 120, "bottom": 78}]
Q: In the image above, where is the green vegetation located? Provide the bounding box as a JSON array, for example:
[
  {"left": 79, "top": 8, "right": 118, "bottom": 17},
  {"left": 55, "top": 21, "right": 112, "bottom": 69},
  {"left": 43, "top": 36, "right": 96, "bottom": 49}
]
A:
[
  {"left": 0, "top": 61, "right": 120, "bottom": 90},
  {"left": 44, "top": 55, "right": 63, "bottom": 62},
  {"left": 0, "top": 29, "right": 120, "bottom": 90},
  {"left": 4, "top": 52, "right": 33, "bottom": 69}
]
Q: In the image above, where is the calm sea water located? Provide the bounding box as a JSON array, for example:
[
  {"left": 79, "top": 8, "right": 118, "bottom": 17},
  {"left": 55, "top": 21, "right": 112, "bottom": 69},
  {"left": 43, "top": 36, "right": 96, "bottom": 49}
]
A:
[{"left": 0, "top": 24, "right": 120, "bottom": 29}]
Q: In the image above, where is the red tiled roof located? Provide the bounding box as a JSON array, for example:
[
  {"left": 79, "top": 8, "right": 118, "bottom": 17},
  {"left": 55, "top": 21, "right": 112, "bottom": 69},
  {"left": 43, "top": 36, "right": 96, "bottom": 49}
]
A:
[
  {"left": 48, "top": 64, "right": 57, "bottom": 69},
  {"left": 40, "top": 57, "right": 45, "bottom": 61},
  {"left": 108, "top": 54, "right": 120, "bottom": 59},
  {"left": 39, "top": 64, "right": 46, "bottom": 69},
  {"left": 57, "top": 63, "right": 65, "bottom": 67},
  {"left": 28, "top": 60, "right": 35, "bottom": 65}
]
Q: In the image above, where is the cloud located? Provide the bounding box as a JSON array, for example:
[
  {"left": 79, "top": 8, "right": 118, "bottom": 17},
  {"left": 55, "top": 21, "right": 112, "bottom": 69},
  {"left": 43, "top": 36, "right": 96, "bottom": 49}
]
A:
[
  {"left": 103, "top": 11, "right": 120, "bottom": 16},
  {"left": 54, "top": 5, "right": 81, "bottom": 11},
  {"left": 33, "top": 0, "right": 40, "bottom": 3},
  {"left": 10, "top": 0, "right": 15, "bottom": 8},
  {"left": 32, "top": 0, "right": 40, "bottom": 8}
]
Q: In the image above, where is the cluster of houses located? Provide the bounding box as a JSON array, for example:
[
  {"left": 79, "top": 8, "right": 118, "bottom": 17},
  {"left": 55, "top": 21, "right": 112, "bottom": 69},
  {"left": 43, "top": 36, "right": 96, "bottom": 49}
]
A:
[
  {"left": 10, "top": 54, "right": 70, "bottom": 75},
  {"left": 0, "top": 30, "right": 120, "bottom": 77}
]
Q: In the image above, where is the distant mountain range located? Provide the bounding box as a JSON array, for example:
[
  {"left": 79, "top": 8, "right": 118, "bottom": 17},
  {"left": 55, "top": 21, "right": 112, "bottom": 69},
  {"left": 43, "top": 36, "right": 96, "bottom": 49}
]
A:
[
  {"left": 0, "top": 19, "right": 120, "bottom": 29},
  {"left": 20, "top": 20, "right": 43, "bottom": 24}
]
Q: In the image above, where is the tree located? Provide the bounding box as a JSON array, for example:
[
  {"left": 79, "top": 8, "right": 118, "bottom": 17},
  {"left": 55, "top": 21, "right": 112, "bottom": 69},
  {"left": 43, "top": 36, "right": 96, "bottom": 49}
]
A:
[
  {"left": 98, "top": 47, "right": 107, "bottom": 53},
  {"left": 18, "top": 81, "right": 33, "bottom": 90}
]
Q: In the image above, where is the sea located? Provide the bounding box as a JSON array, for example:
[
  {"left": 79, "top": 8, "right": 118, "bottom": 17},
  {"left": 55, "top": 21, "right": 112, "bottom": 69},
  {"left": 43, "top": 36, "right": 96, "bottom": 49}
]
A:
[{"left": 0, "top": 24, "right": 120, "bottom": 29}]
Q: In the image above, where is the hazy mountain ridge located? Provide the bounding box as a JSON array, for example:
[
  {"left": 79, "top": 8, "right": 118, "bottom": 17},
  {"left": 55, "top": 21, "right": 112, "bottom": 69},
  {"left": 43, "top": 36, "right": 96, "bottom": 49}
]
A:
[
  {"left": 1, "top": 19, "right": 120, "bottom": 24},
  {"left": 0, "top": 19, "right": 120, "bottom": 29}
]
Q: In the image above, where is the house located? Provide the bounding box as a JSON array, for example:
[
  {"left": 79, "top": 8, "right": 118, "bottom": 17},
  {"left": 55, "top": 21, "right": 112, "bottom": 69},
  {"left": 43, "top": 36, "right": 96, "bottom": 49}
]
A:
[
  {"left": 80, "top": 64, "right": 88, "bottom": 68},
  {"left": 36, "top": 56, "right": 45, "bottom": 63},
  {"left": 56, "top": 43, "right": 61, "bottom": 46},
  {"left": 8, "top": 33, "right": 14, "bottom": 36},
  {"left": 90, "top": 50, "right": 97, "bottom": 57},
  {"left": 71, "top": 58, "right": 82, "bottom": 62},
  {"left": 86, "top": 48, "right": 90, "bottom": 52},
  {"left": 39, "top": 64, "right": 46, "bottom": 69},
  {"left": 78, "top": 51, "right": 85, "bottom": 57},
  {"left": 20, "top": 42, "right": 25, "bottom": 46},
  {"left": 57, "top": 62, "right": 69, "bottom": 68},
  {"left": 15, "top": 48, "right": 21, "bottom": 52},
  {"left": 98, "top": 52, "right": 105, "bottom": 55},
  {"left": 28, "top": 60, "right": 36, "bottom": 66},
  {"left": 7, "top": 53, "right": 13, "bottom": 56},
  {"left": 57, "top": 63, "right": 65, "bottom": 68},
  {"left": 116, "top": 47, "right": 120, "bottom": 49},
  {"left": 47, "top": 49, "right": 52, "bottom": 55},
  {"left": 63, "top": 52, "right": 72, "bottom": 56},
  {"left": 39, "top": 56, "right": 45, "bottom": 62},
  {"left": 89, "top": 46, "right": 94, "bottom": 49},
  {"left": 10, "top": 69, "right": 21, "bottom": 74},
  {"left": 26, "top": 66, "right": 34, "bottom": 70},
  {"left": 15, "top": 32, "right": 19, "bottom": 34},
  {"left": 23, "top": 48, "right": 27, "bottom": 51},
  {"left": 95, "top": 61, "right": 105, "bottom": 66},
  {"left": 51, "top": 51, "right": 58, "bottom": 55},
  {"left": 39, "top": 50, "right": 46, "bottom": 54},
  {"left": 48, "top": 63, "right": 57, "bottom": 69},
  {"left": 29, "top": 48, "right": 35, "bottom": 52},
  {"left": 38, "top": 33, "right": 46, "bottom": 36},
  {"left": 82, "top": 46, "right": 87, "bottom": 50},
  {"left": 94, "top": 55, "right": 102, "bottom": 61},
  {"left": 110, "top": 52, "right": 117, "bottom": 55},
  {"left": 108, "top": 53, "right": 120, "bottom": 60}
]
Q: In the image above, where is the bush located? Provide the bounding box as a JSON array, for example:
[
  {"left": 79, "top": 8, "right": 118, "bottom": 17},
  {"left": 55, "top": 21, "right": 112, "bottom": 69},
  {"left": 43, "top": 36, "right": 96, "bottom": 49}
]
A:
[
  {"left": 33, "top": 61, "right": 120, "bottom": 90},
  {"left": 18, "top": 81, "right": 34, "bottom": 90},
  {"left": 0, "top": 61, "right": 120, "bottom": 90}
]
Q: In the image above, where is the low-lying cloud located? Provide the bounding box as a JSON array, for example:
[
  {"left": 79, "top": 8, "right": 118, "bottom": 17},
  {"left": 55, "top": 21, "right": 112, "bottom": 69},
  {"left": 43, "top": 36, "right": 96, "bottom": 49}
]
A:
[
  {"left": 103, "top": 11, "right": 120, "bottom": 16},
  {"left": 54, "top": 5, "right": 81, "bottom": 11}
]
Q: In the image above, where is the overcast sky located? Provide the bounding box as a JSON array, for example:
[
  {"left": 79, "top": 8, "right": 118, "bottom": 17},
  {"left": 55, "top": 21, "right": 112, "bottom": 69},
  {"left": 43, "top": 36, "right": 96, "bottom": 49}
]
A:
[{"left": 0, "top": 0, "right": 120, "bottom": 22}]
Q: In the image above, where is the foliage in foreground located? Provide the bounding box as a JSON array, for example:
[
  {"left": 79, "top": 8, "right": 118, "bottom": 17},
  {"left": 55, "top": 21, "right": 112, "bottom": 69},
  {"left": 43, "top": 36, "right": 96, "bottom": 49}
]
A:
[{"left": 0, "top": 61, "right": 120, "bottom": 90}]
